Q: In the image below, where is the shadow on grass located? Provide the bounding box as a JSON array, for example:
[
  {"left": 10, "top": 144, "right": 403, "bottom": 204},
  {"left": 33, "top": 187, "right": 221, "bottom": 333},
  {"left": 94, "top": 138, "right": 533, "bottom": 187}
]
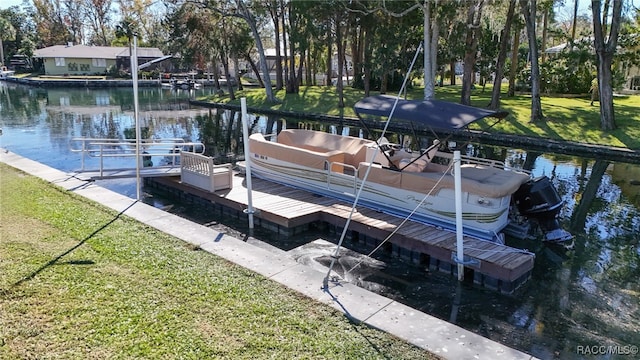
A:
[
  {"left": 323, "top": 281, "right": 398, "bottom": 360},
  {"left": 4, "top": 201, "right": 136, "bottom": 291}
]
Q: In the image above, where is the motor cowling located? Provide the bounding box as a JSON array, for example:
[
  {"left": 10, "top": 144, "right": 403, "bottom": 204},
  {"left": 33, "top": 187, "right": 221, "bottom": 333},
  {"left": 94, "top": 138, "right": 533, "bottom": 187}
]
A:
[{"left": 514, "top": 176, "right": 573, "bottom": 243}]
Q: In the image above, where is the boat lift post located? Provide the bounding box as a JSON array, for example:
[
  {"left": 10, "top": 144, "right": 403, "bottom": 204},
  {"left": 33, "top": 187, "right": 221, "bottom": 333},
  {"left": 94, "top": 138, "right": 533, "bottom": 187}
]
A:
[
  {"left": 241, "top": 97, "right": 255, "bottom": 230},
  {"left": 131, "top": 34, "right": 141, "bottom": 201},
  {"left": 454, "top": 150, "right": 464, "bottom": 281}
]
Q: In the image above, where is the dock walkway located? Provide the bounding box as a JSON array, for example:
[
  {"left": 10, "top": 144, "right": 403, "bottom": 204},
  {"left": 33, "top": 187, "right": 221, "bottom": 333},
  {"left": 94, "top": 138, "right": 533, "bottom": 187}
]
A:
[{"left": 147, "top": 170, "right": 535, "bottom": 293}]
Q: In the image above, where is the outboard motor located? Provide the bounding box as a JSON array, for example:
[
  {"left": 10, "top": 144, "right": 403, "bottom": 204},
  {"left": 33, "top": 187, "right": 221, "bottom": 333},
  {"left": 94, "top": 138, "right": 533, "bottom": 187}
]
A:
[{"left": 513, "top": 176, "right": 573, "bottom": 243}]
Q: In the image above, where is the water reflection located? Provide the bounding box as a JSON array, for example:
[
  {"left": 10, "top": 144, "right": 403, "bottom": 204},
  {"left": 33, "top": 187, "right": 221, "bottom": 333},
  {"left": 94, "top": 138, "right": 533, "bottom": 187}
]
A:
[{"left": 1, "top": 83, "right": 638, "bottom": 359}]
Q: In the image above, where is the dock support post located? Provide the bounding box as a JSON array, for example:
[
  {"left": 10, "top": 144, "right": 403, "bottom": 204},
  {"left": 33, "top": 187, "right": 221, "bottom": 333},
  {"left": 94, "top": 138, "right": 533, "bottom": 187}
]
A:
[
  {"left": 454, "top": 150, "right": 464, "bottom": 281},
  {"left": 132, "top": 34, "right": 141, "bottom": 201},
  {"left": 241, "top": 97, "right": 254, "bottom": 231}
]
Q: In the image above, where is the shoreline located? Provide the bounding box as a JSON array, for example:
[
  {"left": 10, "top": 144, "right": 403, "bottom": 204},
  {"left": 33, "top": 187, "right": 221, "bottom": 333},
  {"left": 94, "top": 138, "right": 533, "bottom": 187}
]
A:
[{"left": 192, "top": 100, "right": 640, "bottom": 165}]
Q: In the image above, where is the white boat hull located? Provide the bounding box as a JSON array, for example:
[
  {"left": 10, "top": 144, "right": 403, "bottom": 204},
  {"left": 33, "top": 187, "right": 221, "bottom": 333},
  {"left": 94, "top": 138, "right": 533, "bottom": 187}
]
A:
[{"left": 248, "top": 130, "right": 530, "bottom": 242}]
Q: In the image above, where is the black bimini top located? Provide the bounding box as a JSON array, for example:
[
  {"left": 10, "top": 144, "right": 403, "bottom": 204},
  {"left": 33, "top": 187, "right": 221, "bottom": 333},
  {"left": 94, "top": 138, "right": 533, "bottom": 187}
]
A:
[{"left": 354, "top": 95, "right": 508, "bottom": 130}]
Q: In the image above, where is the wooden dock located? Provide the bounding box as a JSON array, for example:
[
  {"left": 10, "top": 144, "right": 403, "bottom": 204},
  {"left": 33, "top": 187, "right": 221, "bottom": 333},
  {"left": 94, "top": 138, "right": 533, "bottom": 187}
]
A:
[{"left": 146, "top": 171, "right": 535, "bottom": 293}]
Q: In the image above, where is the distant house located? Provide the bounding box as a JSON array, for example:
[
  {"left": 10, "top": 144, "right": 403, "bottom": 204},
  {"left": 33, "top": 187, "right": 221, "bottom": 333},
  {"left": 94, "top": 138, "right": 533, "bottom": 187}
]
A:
[{"left": 33, "top": 44, "right": 170, "bottom": 76}]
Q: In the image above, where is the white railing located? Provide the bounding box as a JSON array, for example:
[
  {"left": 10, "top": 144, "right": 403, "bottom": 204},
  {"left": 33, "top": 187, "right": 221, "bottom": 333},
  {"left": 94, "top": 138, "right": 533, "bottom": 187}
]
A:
[
  {"left": 180, "top": 151, "right": 233, "bottom": 192},
  {"left": 435, "top": 151, "right": 532, "bottom": 175},
  {"left": 69, "top": 137, "right": 205, "bottom": 176}
]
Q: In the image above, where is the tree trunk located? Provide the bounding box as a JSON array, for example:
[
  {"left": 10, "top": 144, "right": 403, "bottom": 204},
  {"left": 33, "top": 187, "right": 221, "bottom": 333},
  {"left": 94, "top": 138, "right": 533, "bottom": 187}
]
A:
[
  {"left": 305, "top": 48, "right": 312, "bottom": 85},
  {"left": 423, "top": 0, "right": 435, "bottom": 99},
  {"left": 541, "top": 6, "right": 549, "bottom": 63},
  {"left": 335, "top": 13, "right": 345, "bottom": 108},
  {"left": 520, "top": 0, "right": 544, "bottom": 122},
  {"left": 571, "top": 0, "right": 578, "bottom": 40},
  {"left": 380, "top": 72, "right": 388, "bottom": 94},
  {"left": 489, "top": 0, "right": 516, "bottom": 110},
  {"left": 326, "top": 19, "right": 333, "bottom": 87},
  {"left": 281, "top": 2, "right": 290, "bottom": 92},
  {"left": 271, "top": 4, "right": 283, "bottom": 90},
  {"left": 461, "top": 0, "right": 484, "bottom": 105},
  {"left": 211, "top": 58, "right": 222, "bottom": 94},
  {"left": 244, "top": 53, "right": 264, "bottom": 87},
  {"left": 351, "top": 25, "right": 362, "bottom": 90},
  {"left": 233, "top": 55, "right": 243, "bottom": 91},
  {"left": 571, "top": 160, "right": 609, "bottom": 232},
  {"left": 449, "top": 60, "right": 456, "bottom": 85},
  {"left": 296, "top": 53, "right": 304, "bottom": 89},
  {"left": 239, "top": 0, "right": 276, "bottom": 103},
  {"left": 430, "top": 18, "right": 439, "bottom": 90},
  {"left": 507, "top": 28, "right": 520, "bottom": 97},
  {"left": 220, "top": 52, "right": 235, "bottom": 100},
  {"left": 363, "top": 28, "right": 372, "bottom": 96},
  {"left": 592, "top": 0, "right": 622, "bottom": 131}
]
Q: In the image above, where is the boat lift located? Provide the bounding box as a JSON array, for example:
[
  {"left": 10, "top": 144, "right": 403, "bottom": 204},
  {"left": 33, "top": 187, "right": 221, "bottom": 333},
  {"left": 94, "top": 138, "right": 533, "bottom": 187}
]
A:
[{"left": 69, "top": 137, "right": 205, "bottom": 180}]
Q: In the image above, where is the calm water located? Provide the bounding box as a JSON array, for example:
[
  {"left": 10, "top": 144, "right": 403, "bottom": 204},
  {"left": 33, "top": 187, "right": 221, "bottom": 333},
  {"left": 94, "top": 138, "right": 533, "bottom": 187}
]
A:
[{"left": 1, "top": 82, "right": 638, "bottom": 360}]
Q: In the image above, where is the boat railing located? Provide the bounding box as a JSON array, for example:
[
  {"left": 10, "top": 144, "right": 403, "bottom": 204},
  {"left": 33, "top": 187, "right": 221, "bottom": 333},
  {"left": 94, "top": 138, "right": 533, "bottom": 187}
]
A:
[
  {"left": 263, "top": 132, "right": 278, "bottom": 141},
  {"left": 326, "top": 160, "right": 358, "bottom": 195},
  {"left": 69, "top": 137, "right": 206, "bottom": 174},
  {"left": 435, "top": 151, "right": 531, "bottom": 175}
]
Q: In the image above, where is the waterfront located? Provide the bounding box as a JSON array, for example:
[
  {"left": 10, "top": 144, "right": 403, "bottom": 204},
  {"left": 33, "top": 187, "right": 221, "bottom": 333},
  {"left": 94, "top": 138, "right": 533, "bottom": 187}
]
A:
[{"left": 1, "top": 83, "right": 638, "bottom": 359}]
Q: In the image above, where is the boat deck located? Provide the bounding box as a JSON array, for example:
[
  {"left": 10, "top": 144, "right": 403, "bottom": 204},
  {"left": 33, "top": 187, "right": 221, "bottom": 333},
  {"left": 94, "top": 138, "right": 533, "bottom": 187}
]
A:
[{"left": 147, "top": 171, "right": 535, "bottom": 293}]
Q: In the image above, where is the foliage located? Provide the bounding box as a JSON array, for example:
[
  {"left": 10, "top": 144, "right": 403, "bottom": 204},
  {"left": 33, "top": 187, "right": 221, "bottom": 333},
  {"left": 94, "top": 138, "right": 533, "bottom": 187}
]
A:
[
  {"left": 201, "top": 84, "right": 640, "bottom": 150},
  {"left": 477, "top": 17, "right": 500, "bottom": 86},
  {"left": 0, "top": 7, "right": 36, "bottom": 65},
  {"left": 540, "top": 39, "right": 595, "bottom": 94}
]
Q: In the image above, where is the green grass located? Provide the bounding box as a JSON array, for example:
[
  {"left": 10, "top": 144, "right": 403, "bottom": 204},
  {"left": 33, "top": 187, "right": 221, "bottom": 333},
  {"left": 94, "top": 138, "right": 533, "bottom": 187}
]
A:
[
  {"left": 0, "top": 164, "right": 439, "bottom": 359},
  {"left": 203, "top": 84, "right": 640, "bottom": 150}
]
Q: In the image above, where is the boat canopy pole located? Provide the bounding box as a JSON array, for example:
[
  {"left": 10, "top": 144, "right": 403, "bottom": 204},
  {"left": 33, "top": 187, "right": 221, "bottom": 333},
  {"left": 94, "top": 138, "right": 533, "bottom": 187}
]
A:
[
  {"left": 132, "top": 34, "right": 141, "bottom": 201},
  {"left": 323, "top": 41, "right": 423, "bottom": 291},
  {"left": 241, "top": 98, "right": 255, "bottom": 231}
]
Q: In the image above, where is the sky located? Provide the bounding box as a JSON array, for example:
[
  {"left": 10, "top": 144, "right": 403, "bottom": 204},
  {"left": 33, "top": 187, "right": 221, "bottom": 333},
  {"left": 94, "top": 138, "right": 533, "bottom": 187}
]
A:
[{"left": 0, "top": 0, "right": 25, "bottom": 10}]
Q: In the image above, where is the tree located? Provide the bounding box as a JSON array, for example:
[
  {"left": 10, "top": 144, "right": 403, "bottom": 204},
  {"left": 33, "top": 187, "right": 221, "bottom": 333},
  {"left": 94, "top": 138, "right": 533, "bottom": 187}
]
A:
[
  {"left": 0, "top": 15, "right": 16, "bottom": 66},
  {"left": 84, "top": 0, "right": 114, "bottom": 46},
  {"left": 489, "top": 0, "right": 517, "bottom": 109},
  {"left": 507, "top": 20, "right": 522, "bottom": 97},
  {"left": 520, "top": 0, "right": 544, "bottom": 122},
  {"left": 31, "top": 0, "right": 72, "bottom": 47},
  {"left": 592, "top": 0, "right": 623, "bottom": 131},
  {"left": 0, "top": 7, "right": 35, "bottom": 69},
  {"left": 117, "top": 0, "right": 157, "bottom": 43},
  {"left": 114, "top": 16, "right": 140, "bottom": 70},
  {"left": 460, "top": 0, "right": 484, "bottom": 105},
  {"left": 235, "top": 0, "right": 276, "bottom": 103},
  {"left": 62, "top": 0, "right": 85, "bottom": 45},
  {"left": 188, "top": 0, "right": 276, "bottom": 103}
]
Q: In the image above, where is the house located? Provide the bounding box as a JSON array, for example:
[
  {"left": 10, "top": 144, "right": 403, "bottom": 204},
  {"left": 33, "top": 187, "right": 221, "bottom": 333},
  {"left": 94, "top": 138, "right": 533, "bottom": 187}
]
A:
[{"left": 33, "top": 44, "right": 169, "bottom": 76}]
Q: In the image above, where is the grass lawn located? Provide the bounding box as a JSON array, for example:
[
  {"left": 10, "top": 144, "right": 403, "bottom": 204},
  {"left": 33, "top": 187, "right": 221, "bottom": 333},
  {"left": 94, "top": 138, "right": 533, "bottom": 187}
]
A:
[
  {"left": 0, "top": 164, "right": 439, "bottom": 359},
  {"left": 202, "top": 84, "right": 640, "bottom": 150}
]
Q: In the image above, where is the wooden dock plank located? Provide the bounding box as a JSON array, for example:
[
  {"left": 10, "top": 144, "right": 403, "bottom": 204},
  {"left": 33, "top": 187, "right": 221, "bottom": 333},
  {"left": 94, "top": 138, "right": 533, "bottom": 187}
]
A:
[{"left": 147, "top": 173, "right": 535, "bottom": 287}]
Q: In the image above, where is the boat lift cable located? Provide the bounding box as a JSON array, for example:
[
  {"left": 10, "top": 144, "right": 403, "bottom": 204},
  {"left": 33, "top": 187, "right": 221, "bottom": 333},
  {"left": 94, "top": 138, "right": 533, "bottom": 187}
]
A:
[
  {"left": 323, "top": 42, "right": 423, "bottom": 290},
  {"left": 344, "top": 161, "right": 454, "bottom": 276}
]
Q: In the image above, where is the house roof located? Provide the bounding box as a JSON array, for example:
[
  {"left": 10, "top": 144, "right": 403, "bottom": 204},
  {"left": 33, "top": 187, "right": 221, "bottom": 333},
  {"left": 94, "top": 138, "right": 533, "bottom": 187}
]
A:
[
  {"left": 34, "top": 45, "right": 164, "bottom": 59},
  {"left": 545, "top": 37, "right": 594, "bottom": 54}
]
